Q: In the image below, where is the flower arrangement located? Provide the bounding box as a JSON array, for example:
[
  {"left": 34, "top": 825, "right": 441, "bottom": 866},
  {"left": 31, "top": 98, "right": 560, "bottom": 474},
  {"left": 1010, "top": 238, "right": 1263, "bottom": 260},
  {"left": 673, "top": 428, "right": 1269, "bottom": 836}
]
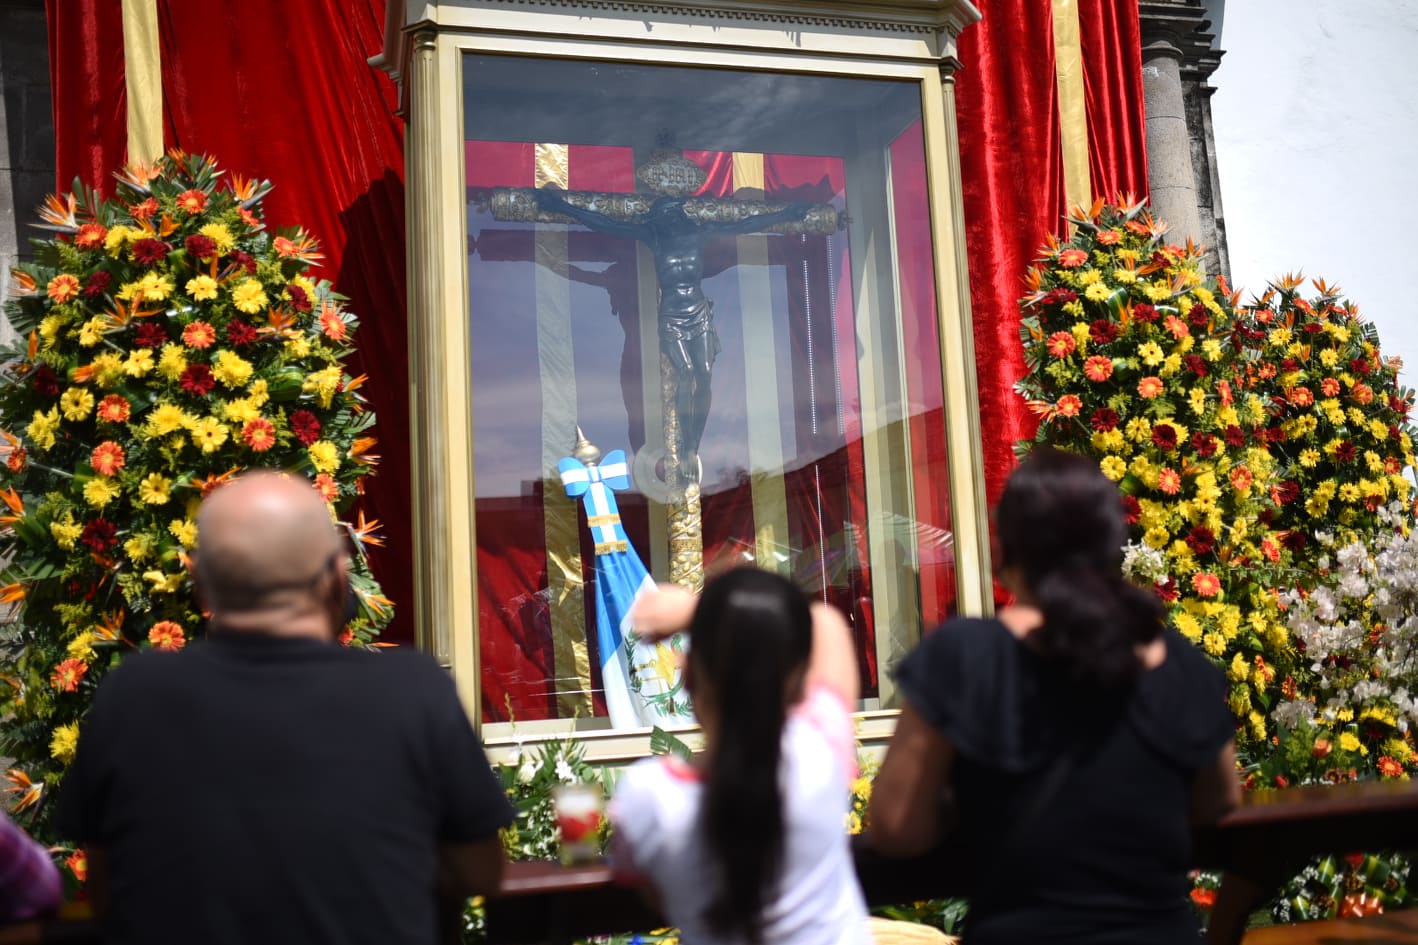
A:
[
  {"left": 0, "top": 152, "right": 391, "bottom": 842},
  {"left": 1233, "top": 275, "right": 1417, "bottom": 561},
  {"left": 1014, "top": 197, "right": 1294, "bottom": 745}
]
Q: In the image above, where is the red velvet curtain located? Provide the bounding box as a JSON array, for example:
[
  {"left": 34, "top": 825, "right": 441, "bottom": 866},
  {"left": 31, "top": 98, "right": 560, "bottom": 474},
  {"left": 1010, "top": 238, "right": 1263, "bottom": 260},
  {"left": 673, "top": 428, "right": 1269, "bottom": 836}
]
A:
[
  {"left": 46, "top": 0, "right": 414, "bottom": 642},
  {"left": 1080, "top": 0, "right": 1152, "bottom": 200}
]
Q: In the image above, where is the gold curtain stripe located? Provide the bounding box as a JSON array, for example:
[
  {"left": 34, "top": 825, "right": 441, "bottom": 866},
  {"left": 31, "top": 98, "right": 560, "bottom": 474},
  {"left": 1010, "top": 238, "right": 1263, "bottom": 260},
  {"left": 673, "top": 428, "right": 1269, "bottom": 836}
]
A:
[
  {"left": 534, "top": 143, "right": 592, "bottom": 717},
  {"left": 1051, "top": 0, "right": 1092, "bottom": 214},
  {"left": 121, "top": 0, "right": 163, "bottom": 164},
  {"left": 731, "top": 153, "right": 791, "bottom": 574}
]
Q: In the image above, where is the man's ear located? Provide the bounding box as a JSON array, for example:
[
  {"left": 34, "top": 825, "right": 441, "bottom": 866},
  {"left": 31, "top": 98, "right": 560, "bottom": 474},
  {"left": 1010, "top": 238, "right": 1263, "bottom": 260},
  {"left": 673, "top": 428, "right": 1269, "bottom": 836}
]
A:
[{"left": 187, "top": 552, "right": 211, "bottom": 616}]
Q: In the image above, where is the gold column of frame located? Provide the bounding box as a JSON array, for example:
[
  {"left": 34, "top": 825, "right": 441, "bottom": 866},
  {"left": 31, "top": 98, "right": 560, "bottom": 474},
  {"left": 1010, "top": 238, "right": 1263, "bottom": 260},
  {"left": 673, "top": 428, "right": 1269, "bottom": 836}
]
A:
[
  {"left": 844, "top": 138, "right": 917, "bottom": 707},
  {"left": 1051, "top": 0, "right": 1093, "bottom": 213},
  {"left": 534, "top": 143, "right": 593, "bottom": 718},
  {"left": 120, "top": 0, "right": 162, "bottom": 164},
  {"left": 731, "top": 153, "right": 791, "bottom": 573},
  {"left": 923, "top": 67, "right": 992, "bottom": 615}
]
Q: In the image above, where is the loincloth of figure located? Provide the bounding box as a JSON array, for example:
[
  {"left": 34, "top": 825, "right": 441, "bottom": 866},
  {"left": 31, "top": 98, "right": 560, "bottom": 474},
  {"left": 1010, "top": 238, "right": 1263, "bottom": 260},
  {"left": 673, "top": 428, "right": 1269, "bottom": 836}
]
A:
[{"left": 658, "top": 298, "right": 720, "bottom": 375}]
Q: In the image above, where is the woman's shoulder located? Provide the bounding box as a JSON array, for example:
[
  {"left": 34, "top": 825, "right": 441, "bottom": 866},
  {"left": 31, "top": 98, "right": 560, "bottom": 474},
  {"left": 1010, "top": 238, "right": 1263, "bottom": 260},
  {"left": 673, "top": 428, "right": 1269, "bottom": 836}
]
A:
[{"left": 1130, "top": 630, "right": 1235, "bottom": 767}]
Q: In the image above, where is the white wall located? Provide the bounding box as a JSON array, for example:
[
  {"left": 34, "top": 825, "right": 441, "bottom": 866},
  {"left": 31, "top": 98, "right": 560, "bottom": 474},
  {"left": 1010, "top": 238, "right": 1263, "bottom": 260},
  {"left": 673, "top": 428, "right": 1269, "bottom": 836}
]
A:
[{"left": 1211, "top": 1, "right": 1418, "bottom": 388}]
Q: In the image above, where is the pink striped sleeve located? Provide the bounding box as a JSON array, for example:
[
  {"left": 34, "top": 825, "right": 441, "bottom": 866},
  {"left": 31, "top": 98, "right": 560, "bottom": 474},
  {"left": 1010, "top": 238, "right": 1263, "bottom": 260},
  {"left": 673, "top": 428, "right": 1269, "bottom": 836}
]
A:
[{"left": 792, "top": 683, "right": 858, "bottom": 781}]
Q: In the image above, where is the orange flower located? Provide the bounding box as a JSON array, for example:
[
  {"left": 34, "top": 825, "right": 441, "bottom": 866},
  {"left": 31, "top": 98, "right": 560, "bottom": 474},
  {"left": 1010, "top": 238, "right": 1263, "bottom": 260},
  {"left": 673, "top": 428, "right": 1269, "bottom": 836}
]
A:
[
  {"left": 1095, "top": 230, "right": 1121, "bottom": 246},
  {"left": 1055, "top": 395, "right": 1082, "bottom": 418},
  {"left": 175, "top": 189, "right": 207, "bottom": 214},
  {"left": 1058, "top": 248, "right": 1088, "bottom": 268},
  {"left": 1287, "top": 386, "right": 1314, "bottom": 407},
  {"left": 1163, "top": 315, "right": 1190, "bottom": 339},
  {"left": 242, "top": 418, "right": 276, "bottom": 452},
  {"left": 1351, "top": 383, "right": 1374, "bottom": 406},
  {"left": 75, "top": 223, "right": 108, "bottom": 249},
  {"left": 182, "top": 320, "right": 217, "bottom": 349},
  {"left": 1083, "top": 356, "right": 1113, "bottom": 382},
  {"left": 1320, "top": 377, "right": 1342, "bottom": 397},
  {"left": 1046, "top": 331, "right": 1076, "bottom": 358},
  {"left": 239, "top": 207, "right": 260, "bottom": 228},
  {"left": 50, "top": 658, "right": 87, "bottom": 693},
  {"left": 319, "top": 306, "right": 347, "bottom": 342},
  {"left": 1217, "top": 379, "right": 1233, "bottom": 406},
  {"left": 1137, "top": 376, "right": 1164, "bottom": 399},
  {"left": 148, "top": 621, "right": 186, "bottom": 651},
  {"left": 1377, "top": 756, "right": 1405, "bottom": 779},
  {"left": 273, "top": 236, "right": 297, "bottom": 257},
  {"left": 1191, "top": 572, "right": 1222, "bottom": 598},
  {"left": 129, "top": 197, "right": 160, "bottom": 221},
  {"left": 46, "top": 273, "right": 80, "bottom": 303},
  {"left": 1231, "top": 466, "right": 1254, "bottom": 491},
  {"left": 91, "top": 441, "right": 126, "bottom": 476},
  {"left": 313, "top": 473, "right": 338, "bottom": 502},
  {"left": 1157, "top": 467, "right": 1182, "bottom": 495},
  {"left": 1313, "top": 738, "right": 1332, "bottom": 759},
  {"left": 1261, "top": 537, "right": 1280, "bottom": 562},
  {"left": 65, "top": 851, "right": 87, "bottom": 883},
  {"left": 97, "top": 395, "right": 131, "bottom": 423}
]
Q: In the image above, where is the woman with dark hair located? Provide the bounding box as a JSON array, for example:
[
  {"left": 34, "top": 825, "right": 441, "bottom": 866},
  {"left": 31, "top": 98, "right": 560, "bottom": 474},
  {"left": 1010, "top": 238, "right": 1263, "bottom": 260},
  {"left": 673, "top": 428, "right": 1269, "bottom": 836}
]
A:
[
  {"left": 870, "top": 448, "right": 1239, "bottom": 944},
  {"left": 611, "top": 567, "right": 869, "bottom": 945}
]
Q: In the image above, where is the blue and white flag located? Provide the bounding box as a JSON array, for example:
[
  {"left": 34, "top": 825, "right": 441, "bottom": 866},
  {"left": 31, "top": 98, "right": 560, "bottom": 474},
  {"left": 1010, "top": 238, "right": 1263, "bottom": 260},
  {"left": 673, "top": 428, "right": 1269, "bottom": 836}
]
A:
[{"left": 559, "top": 449, "right": 693, "bottom": 729}]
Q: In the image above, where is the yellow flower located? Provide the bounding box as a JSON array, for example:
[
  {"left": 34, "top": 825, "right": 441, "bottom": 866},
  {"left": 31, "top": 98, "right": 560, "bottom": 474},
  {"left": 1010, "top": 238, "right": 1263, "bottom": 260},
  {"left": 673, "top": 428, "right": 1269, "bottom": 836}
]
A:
[
  {"left": 1084, "top": 283, "right": 1111, "bottom": 302},
  {"left": 26, "top": 407, "right": 60, "bottom": 450},
  {"left": 247, "top": 378, "right": 270, "bottom": 407},
  {"left": 137, "top": 472, "right": 173, "bottom": 505},
  {"left": 1174, "top": 613, "right": 1202, "bottom": 642},
  {"left": 1137, "top": 341, "right": 1165, "bottom": 366},
  {"left": 124, "top": 272, "right": 173, "bottom": 302},
  {"left": 220, "top": 398, "right": 260, "bottom": 424},
  {"left": 285, "top": 336, "right": 312, "bottom": 358},
  {"left": 1248, "top": 712, "right": 1267, "bottom": 743},
  {"left": 38, "top": 314, "right": 65, "bottom": 349},
  {"left": 104, "top": 225, "right": 136, "bottom": 256},
  {"left": 66, "top": 632, "right": 96, "bottom": 663},
  {"left": 1076, "top": 269, "right": 1103, "bottom": 286},
  {"left": 60, "top": 387, "right": 95, "bottom": 421},
  {"left": 308, "top": 440, "right": 341, "bottom": 474},
  {"left": 142, "top": 569, "right": 185, "bottom": 594},
  {"left": 230, "top": 278, "right": 268, "bottom": 315},
  {"left": 1143, "top": 526, "right": 1169, "bottom": 549},
  {"left": 1100, "top": 456, "right": 1127, "bottom": 481},
  {"left": 49, "top": 513, "right": 83, "bottom": 550},
  {"left": 77, "top": 316, "right": 107, "bottom": 347},
  {"left": 189, "top": 416, "right": 230, "bottom": 453},
  {"left": 124, "top": 348, "right": 155, "bottom": 377},
  {"left": 157, "top": 343, "right": 188, "bottom": 380},
  {"left": 1201, "top": 339, "right": 1223, "bottom": 361},
  {"left": 1124, "top": 417, "right": 1152, "bottom": 442},
  {"left": 1339, "top": 732, "right": 1362, "bottom": 753},
  {"left": 1267, "top": 327, "right": 1293, "bottom": 347},
  {"left": 1144, "top": 282, "right": 1171, "bottom": 301},
  {"left": 1370, "top": 418, "right": 1390, "bottom": 441},
  {"left": 1228, "top": 687, "right": 1251, "bottom": 716},
  {"left": 213, "top": 350, "right": 254, "bottom": 388},
  {"left": 50, "top": 723, "right": 80, "bottom": 764},
  {"left": 303, "top": 365, "right": 344, "bottom": 408},
  {"left": 1112, "top": 268, "right": 1138, "bottom": 284},
  {"left": 1319, "top": 348, "right": 1340, "bottom": 368},
  {"left": 1188, "top": 387, "right": 1207, "bottom": 415},
  {"left": 169, "top": 518, "right": 197, "bottom": 548},
  {"left": 146, "top": 403, "right": 190, "bottom": 437},
  {"left": 82, "top": 477, "right": 120, "bottom": 508},
  {"left": 91, "top": 352, "right": 125, "bottom": 387},
  {"left": 1229, "top": 653, "right": 1248, "bottom": 682},
  {"left": 199, "top": 223, "right": 235, "bottom": 255},
  {"left": 1070, "top": 322, "right": 1091, "bottom": 350},
  {"left": 1202, "top": 632, "right": 1226, "bottom": 657},
  {"left": 123, "top": 534, "right": 156, "bottom": 563},
  {"left": 186, "top": 274, "right": 219, "bottom": 301}
]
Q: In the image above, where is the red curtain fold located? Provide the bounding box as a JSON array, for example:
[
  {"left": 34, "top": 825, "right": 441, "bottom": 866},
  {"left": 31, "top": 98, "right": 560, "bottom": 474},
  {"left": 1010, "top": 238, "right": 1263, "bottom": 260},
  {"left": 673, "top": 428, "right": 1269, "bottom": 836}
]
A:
[
  {"left": 1080, "top": 0, "right": 1152, "bottom": 201},
  {"left": 46, "top": 0, "right": 127, "bottom": 194}
]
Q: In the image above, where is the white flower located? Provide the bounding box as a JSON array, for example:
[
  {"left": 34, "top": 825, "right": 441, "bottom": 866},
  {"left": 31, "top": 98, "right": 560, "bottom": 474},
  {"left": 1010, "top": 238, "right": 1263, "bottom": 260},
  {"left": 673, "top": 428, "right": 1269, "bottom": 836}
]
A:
[
  {"left": 555, "top": 757, "right": 576, "bottom": 783},
  {"left": 517, "top": 759, "right": 541, "bottom": 783}
]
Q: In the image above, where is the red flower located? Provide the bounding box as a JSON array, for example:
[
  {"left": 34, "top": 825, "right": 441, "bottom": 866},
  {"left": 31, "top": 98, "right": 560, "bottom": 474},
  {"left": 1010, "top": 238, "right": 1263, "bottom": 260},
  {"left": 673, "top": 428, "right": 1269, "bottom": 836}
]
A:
[
  {"left": 1058, "top": 248, "right": 1088, "bottom": 268},
  {"left": 1046, "top": 332, "right": 1076, "bottom": 358},
  {"left": 1083, "top": 356, "right": 1113, "bottom": 382},
  {"left": 32, "top": 364, "right": 60, "bottom": 398},
  {"left": 134, "top": 321, "right": 168, "bottom": 348},
  {"left": 287, "top": 284, "right": 312, "bottom": 312},
  {"left": 83, "top": 270, "right": 113, "bottom": 298},
  {"left": 1223, "top": 425, "right": 1246, "bottom": 447},
  {"left": 1185, "top": 526, "right": 1216, "bottom": 555},
  {"left": 1281, "top": 676, "right": 1297, "bottom": 699},
  {"left": 1151, "top": 423, "right": 1179, "bottom": 450},
  {"left": 1088, "top": 319, "right": 1119, "bottom": 344},
  {"left": 65, "top": 851, "right": 87, "bottom": 883},
  {"left": 1132, "top": 303, "right": 1158, "bottom": 324},
  {"left": 1313, "top": 738, "right": 1332, "bottom": 759},
  {"left": 226, "top": 319, "right": 259, "bottom": 346},
  {"left": 1043, "top": 288, "right": 1077, "bottom": 306},
  {"left": 148, "top": 621, "right": 187, "bottom": 651},
  {"left": 1274, "top": 775, "right": 1289, "bottom": 788},
  {"left": 128, "top": 197, "right": 159, "bottom": 220},
  {"left": 1189, "top": 887, "right": 1216, "bottom": 909},
  {"left": 1270, "top": 480, "right": 1301, "bottom": 505},
  {"left": 184, "top": 234, "right": 218, "bottom": 259},
  {"left": 1188, "top": 304, "right": 1209, "bottom": 328},
  {"left": 131, "top": 238, "right": 170, "bottom": 266},
  {"left": 1090, "top": 408, "right": 1120, "bottom": 432},
  {"left": 75, "top": 223, "right": 108, "bottom": 249},
  {"left": 182, "top": 321, "right": 217, "bottom": 349},
  {"left": 1280, "top": 531, "right": 1308, "bottom": 551},
  {"left": 1350, "top": 356, "right": 1372, "bottom": 375},
  {"left": 1190, "top": 432, "right": 1217, "bottom": 458},
  {"left": 290, "top": 410, "right": 322, "bottom": 445},
  {"left": 242, "top": 418, "right": 277, "bottom": 452},
  {"left": 91, "top": 441, "right": 126, "bottom": 477},
  {"left": 51, "top": 658, "right": 88, "bottom": 693},
  {"left": 1121, "top": 494, "right": 1141, "bottom": 525},
  {"left": 6, "top": 447, "right": 26, "bottom": 473},
  {"left": 179, "top": 364, "right": 216, "bottom": 396},
  {"left": 1378, "top": 756, "right": 1405, "bottom": 779},
  {"left": 80, "top": 518, "right": 117, "bottom": 551},
  {"left": 229, "top": 250, "right": 258, "bottom": 275},
  {"left": 1335, "top": 441, "right": 1357, "bottom": 463},
  {"left": 1154, "top": 578, "right": 1179, "bottom": 603},
  {"left": 175, "top": 189, "right": 207, "bottom": 214},
  {"left": 96, "top": 394, "right": 131, "bottom": 423},
  {"left": 1182, "top": 354, "right": 1208, "bottom": 378}
]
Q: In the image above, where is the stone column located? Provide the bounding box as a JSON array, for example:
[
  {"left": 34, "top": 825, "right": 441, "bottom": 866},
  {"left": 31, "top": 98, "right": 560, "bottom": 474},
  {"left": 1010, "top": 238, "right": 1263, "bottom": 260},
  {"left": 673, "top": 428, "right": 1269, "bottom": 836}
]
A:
[{"left": 1140, "top": 7, "right": 1205, "bottom": 248}]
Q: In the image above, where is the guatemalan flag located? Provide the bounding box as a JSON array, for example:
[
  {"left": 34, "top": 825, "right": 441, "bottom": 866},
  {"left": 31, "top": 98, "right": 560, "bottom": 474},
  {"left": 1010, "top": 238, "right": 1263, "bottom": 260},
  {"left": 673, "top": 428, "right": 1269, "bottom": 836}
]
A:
[{"left": 559, "top": 449, "right": 694, "bottom": 729}]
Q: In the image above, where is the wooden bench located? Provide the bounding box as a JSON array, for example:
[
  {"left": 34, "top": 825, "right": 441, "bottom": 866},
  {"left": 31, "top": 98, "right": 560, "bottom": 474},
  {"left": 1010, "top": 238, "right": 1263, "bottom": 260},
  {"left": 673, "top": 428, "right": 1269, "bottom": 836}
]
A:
[{"left": 5, "top": 779, "right": 1417, "bottom": 944}]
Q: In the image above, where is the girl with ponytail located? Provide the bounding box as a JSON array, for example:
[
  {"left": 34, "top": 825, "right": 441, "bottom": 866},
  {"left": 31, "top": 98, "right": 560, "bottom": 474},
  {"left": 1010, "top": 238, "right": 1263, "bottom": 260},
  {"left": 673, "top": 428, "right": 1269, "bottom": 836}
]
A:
[
  {"left": 869, "top": 448, "right": 1240, "bottom": 945},
  {"left": 610, "top": 568, "right": 869, "bottom": 945}
]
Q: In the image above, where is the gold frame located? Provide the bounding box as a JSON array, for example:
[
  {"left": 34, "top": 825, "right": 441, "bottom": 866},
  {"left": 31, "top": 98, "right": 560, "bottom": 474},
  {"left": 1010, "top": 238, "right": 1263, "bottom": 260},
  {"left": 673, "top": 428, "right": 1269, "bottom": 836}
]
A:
[{"left": 381, "top": 0, "right": 985, "bottom": 762}]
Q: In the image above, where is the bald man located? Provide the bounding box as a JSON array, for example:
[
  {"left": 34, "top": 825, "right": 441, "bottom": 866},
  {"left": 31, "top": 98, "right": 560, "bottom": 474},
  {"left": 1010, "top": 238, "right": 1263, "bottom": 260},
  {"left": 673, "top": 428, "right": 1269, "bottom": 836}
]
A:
[{"left": 57, "top": 472, "right": 512, "bottom": 945}]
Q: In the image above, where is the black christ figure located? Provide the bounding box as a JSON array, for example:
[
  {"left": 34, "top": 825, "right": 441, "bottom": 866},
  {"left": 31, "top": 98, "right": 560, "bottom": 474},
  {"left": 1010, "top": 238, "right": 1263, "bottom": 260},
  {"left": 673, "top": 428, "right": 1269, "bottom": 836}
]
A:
[{"left": 531, "top": 186, "right": 824, "bottom": 477}]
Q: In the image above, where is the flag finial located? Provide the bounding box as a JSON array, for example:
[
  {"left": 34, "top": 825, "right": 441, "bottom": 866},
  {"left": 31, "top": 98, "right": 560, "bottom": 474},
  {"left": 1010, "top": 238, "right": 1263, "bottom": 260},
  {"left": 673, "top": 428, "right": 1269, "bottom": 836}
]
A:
[{"left": 572, "top": 426, "right": 602, "bottom": 467}]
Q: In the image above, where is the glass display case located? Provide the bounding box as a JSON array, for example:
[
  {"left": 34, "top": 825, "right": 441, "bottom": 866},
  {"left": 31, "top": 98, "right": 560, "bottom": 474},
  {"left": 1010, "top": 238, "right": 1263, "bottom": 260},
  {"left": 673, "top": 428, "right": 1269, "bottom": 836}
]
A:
[{"left": 380, "top": 0, "right": 984, "bottom": 756}]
